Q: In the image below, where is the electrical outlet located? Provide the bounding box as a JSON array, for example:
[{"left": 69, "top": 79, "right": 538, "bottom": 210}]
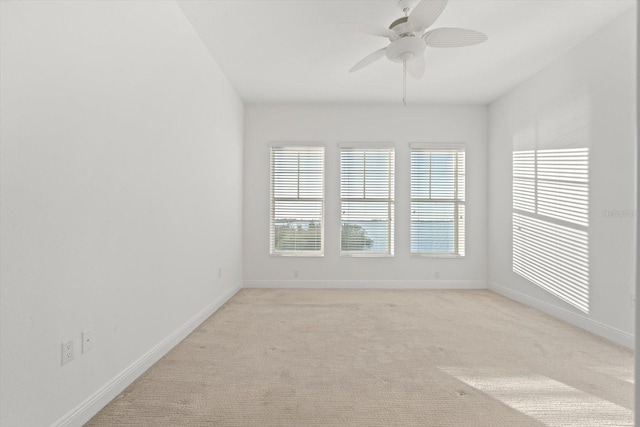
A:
[
  {"left": 435, "top": 271, "right": 440, "bottom": 279},
  {"left": 61, "top": 340, "right": 74, "bottom": 365},
  {"left": 218, "top": 268, "right": 222, "bottom": 278},
  {"left": 82, "top": 330, "right": 94, "bottom": 353},
  {"left": 293, "top": 270, "right": 299, "bottom": 278}
]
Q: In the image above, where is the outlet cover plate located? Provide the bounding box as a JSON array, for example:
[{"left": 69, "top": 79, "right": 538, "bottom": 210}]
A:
[
  {"left": 82, "top": 330, "right": 94, "bottom": 353},
  {"left": 62, "top": 340, "right": 74, "bottom": 365}
]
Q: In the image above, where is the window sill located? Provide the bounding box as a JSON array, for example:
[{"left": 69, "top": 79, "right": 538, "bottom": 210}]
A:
[
  {"left": 340, "top": 253, "right": 395, "bottom": 258},
  {"left": 410, "top": 253, "right": 465, "bottom": 259},
  {"left": 270, "top": 253, "right": 324, "bottom": 257}
]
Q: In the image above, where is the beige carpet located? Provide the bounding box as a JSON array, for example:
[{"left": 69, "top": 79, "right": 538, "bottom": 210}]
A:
[{"left": 87, "top": 289, "right": 634, "bottom": 426}]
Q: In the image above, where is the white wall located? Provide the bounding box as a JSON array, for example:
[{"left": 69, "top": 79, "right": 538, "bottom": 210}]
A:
[
  {"left": 244, "top": 105, "right": 487, "bottom": 288},
  {"left": 488, "top": 10, "right": 636, "bottom": 347},
  {"left": 0, "top": 1, "right": 243, "bottom": 425},
  {"left": 636, "top": 3, "right": 640, "bottom": 420}
]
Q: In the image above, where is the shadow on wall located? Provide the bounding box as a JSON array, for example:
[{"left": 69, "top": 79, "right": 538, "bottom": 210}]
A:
[{"left": 511, "top": 90, "right": 591, "bottom": 313}]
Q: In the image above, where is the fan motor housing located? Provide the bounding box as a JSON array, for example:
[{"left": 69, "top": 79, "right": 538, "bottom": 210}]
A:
[{"left": 389, "top": 16, "right": 413, "bottom": 37}]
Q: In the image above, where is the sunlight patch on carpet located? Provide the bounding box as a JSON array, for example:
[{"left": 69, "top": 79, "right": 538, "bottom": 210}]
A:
[{"left": 439, "top": 367, "right": 632, "bottom": 426}]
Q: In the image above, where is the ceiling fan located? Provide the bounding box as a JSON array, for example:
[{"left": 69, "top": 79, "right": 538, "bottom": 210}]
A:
[{"left": 343, "top": 0, "right": 487, "bottom": 103}]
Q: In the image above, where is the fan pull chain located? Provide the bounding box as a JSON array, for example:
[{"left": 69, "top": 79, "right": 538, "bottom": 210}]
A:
[{"left": 403, "top": 60, "right": 407, "bottom": 107}]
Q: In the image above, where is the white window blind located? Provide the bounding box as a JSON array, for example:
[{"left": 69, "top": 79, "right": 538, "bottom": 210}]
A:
[
  {"left": 270, "top": 146, "right": 324, "bottom": 256},
  {"left": 410, "top": 147, "right": 465, "bottom": 256},
  {"left": 340, "top": 147, "right": 395, "bottom": 255},
  {"left": 513, "top": 148, "right": 589, "bottom": 312}
]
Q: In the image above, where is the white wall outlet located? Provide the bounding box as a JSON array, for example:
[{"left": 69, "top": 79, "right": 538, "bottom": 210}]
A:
[
  {"left": 218, "top": 268, "right": 222, "bottom": 278},
  {"left": 435, "top": 271, "right": 440, "bottom": 279},
  {"left": 293, "top": 270, "right": 299, "bottom": 278},
  {"left": 61, "top": 340, "right": 74, "bottom": 365},
  {"left": 82, "top": 330, "right": 94, "bottom": 353}
]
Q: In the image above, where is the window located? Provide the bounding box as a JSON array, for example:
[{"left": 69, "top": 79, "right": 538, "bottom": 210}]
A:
[
  {"left": 513, "top": 148, "right": 589, "bottom": 312},
  {"left": 340, "top": 146, "right": 395, "bottom": 255},
  {"left": 410, "top": 145, "right": 465, "bottom": 256},
  {"left": 270, "top": 145, "right": 324, "bottom": 256}
]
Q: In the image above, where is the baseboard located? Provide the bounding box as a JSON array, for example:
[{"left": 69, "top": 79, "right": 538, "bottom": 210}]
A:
[
  {"left": 488, "top": 282, "right": 634, "bottom": 349},
  {"left": 244, "top": 279, "right": 487, "bottom": 289},
  {"left": 52, "top": 285, "right": 241, "bottom": 427}
]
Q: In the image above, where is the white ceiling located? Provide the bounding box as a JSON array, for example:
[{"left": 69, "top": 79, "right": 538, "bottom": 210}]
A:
[{"left": 178, "top": 0, "right": 635, "bottom": 105}]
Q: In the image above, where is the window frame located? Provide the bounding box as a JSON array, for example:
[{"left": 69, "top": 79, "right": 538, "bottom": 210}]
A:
[
  {"left": 269, "top": 143, "right": 325, "bottom": 257},
  {"left": 339, "top": 144, "right": 395, "bottom": 257},
  {"left": 409, "top": 143, "right": 466, "bottom": 258}
]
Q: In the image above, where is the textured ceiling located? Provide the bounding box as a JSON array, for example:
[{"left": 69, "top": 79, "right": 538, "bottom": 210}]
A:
[{"left": 178, "top": 0, "right": 635, "bottom": 105}]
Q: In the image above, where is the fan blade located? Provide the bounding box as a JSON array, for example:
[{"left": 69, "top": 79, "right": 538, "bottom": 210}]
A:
[
  {"left": 423, "top": 28, "right": 488, "bottom": 47},
  {"left": 406, "top": 56, "right": 425, "bottom": 79},
  {"left": 341, "top": 22, "right": 397, "bottom": 39},
  {"left": 349, "top": 47, "right": 387, "bottom": 73},
  {"left": 408, "top": 0, "right": 448, "bottom": 32}
]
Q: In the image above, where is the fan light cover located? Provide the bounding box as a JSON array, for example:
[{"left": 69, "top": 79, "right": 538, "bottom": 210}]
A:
[{"left": 385, "top": 37, "right": 426, "bottom": 63}]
